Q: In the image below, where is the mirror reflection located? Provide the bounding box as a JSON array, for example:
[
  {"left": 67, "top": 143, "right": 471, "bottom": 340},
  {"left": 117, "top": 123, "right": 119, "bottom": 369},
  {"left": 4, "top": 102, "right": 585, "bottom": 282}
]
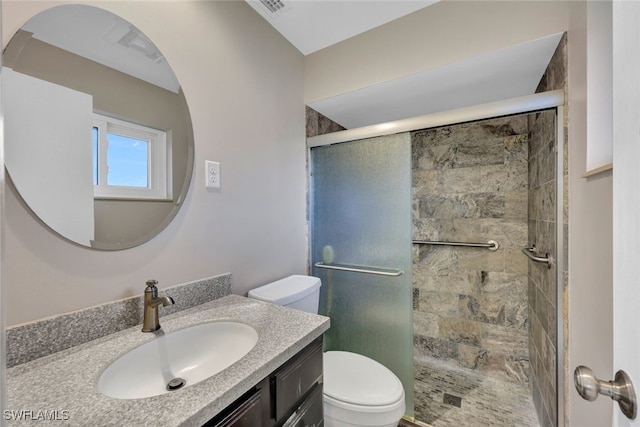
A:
[{"left": 2, "top": 5, "right": 194, "bottom": 250}]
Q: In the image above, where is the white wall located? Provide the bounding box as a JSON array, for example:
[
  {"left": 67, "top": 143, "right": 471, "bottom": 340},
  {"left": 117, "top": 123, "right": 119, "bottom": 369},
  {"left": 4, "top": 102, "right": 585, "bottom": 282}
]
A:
[
  {"left": 612, "top": 2, "right": 640, "bottom": 426},
  {"left": 0, "top": 1, "right": 6, "bottom": 423},
  {"left": 2, "top": 0, "right": 307, "bottom": 326},
  {"left": 585, "top": 0, "right": 613, "bottom": 171},
  {"left": 304, "top": 1, "right": 614, "bottom": 426}
]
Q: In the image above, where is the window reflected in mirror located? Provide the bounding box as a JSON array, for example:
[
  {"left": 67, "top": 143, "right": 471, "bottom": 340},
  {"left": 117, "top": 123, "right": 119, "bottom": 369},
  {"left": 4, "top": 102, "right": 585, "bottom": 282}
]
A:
[{"left": 92, "top": 114, "right": 170, "bottom": 200}]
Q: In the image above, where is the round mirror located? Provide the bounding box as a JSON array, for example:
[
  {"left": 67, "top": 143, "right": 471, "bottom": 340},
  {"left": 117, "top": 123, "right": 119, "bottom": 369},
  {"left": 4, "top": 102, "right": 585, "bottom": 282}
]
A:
[{"left": 3, "top": 5, "right": 194, "bottom": 250}]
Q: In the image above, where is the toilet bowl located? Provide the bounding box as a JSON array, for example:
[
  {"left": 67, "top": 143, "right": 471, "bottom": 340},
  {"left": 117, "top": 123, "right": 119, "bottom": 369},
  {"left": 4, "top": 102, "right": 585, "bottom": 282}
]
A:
[
  {"left": 324, "top": 351, "right": 405, "bottom": 427},
  {"left": 248, "top": 275, "right": 406, "bottom": 427}
]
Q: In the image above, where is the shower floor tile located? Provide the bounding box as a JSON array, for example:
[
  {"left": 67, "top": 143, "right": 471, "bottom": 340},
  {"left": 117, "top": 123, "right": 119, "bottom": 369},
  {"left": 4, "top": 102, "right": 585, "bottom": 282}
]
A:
[{"left": 412, "top": 356, "right": 540, "bottom": 427}]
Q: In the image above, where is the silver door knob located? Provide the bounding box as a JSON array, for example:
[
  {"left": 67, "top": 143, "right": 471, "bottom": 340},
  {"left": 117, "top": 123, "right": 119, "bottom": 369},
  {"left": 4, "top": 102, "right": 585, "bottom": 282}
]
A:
[{"left": 574, "top": 365, "right": 637, "bottom": 419}]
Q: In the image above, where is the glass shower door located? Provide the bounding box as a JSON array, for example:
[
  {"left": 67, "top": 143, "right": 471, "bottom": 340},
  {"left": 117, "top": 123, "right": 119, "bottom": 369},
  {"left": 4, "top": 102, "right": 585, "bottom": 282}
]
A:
[{"left": 310, "top": 133, "right": 414, "bottom": 417}]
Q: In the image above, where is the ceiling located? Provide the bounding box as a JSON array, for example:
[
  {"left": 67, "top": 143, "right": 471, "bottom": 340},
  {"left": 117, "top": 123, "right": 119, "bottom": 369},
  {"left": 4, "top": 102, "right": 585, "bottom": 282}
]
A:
[
  {"left": 20, "top": 5, "right": 180, "bottom": 93},
  {"left": 244, "top": 0, "right": 440, "bottom": 55},
  {"left": 245, "top": 0, "right": 563, "bottom": 130},
  {"left": 20, "top": 2, "right": 563, "bottom": 131}
]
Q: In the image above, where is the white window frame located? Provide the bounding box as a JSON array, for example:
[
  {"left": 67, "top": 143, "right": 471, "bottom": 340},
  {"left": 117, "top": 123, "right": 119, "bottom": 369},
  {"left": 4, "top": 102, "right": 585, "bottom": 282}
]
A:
[{"left": 92, "top": 113, "right": 171, "bottom": 200}]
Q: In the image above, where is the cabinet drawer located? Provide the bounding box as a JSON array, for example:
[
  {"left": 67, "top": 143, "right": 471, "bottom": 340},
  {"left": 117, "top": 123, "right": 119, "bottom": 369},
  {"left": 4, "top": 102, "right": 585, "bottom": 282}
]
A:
[
  {"left": 204, "top": 388, "right": 263, "bottom": 427},
  {"left": 282, "top": 382, "right": 323, "bottom": 427},
  {"left": 272, "top": 337, "right": 323, "bottom": 421}
]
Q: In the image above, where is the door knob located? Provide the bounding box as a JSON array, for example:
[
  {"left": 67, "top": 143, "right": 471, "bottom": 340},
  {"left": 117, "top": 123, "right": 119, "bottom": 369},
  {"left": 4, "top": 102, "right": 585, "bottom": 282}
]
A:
[{"left": 574, "top": 365, "right": 637, "bottom": 419}]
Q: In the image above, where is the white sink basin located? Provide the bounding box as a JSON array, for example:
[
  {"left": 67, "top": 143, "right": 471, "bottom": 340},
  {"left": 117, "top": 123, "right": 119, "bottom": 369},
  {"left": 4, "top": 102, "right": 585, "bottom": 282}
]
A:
[{"left": 98, "top": 321, "right": 258, "bottom": 399}]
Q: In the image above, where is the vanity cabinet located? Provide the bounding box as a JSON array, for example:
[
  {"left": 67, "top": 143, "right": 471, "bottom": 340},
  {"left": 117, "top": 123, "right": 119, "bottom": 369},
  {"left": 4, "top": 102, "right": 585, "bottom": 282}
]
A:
[
  {"left": 205, "top": 337, "right": 323, "bottom": 427},
  {"left": 204, "top": 388, "right": 264, "bottom": 426}
]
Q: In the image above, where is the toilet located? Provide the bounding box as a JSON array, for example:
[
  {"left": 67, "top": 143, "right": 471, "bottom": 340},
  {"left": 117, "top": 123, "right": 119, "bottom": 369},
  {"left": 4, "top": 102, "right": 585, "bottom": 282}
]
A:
[{"left": 248, "top": 275, "right": 406, "bottom": 427}]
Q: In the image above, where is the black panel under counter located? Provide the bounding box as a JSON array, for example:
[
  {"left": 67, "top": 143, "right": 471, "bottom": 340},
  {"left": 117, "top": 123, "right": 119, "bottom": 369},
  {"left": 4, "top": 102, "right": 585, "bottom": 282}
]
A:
[
  {"left": 204, "top": 337, "right": 324, "bottom": 427},
  {"left": 202, "top": 386, "right": 265, "bottom": 427},
  {"left": 281, "top": 383, "right": 324, "bottom": 427},
  {"left": 272, "top": 337, "right": 323, "bottom": 424}
]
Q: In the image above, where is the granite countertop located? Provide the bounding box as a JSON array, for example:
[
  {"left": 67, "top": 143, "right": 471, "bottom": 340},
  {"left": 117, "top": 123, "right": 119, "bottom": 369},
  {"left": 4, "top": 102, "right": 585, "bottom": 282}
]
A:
[{"left": 6, "top": 295, "right": 330, "bottom": 426}]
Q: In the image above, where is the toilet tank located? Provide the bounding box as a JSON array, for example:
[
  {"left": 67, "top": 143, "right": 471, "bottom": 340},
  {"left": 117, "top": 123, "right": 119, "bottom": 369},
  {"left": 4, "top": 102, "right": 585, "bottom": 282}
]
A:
[{"left": 247, "top": 275, "right": 321, "bottom": 314}]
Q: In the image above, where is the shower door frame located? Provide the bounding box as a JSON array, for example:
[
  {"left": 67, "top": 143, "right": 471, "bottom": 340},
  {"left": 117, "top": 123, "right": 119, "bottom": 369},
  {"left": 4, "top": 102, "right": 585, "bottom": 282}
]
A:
[{"left": 307, "top": 90, "right": 566, "bottom": 427}]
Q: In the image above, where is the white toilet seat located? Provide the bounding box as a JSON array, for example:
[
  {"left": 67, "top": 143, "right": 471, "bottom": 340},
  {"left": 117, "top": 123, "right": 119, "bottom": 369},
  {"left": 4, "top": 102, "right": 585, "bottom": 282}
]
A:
[
  {"left": 324, "top": 393, "right": 406, "bottom": 426},
  {"left": 323, "top": 351, "right": 405, "bottom": 427}
]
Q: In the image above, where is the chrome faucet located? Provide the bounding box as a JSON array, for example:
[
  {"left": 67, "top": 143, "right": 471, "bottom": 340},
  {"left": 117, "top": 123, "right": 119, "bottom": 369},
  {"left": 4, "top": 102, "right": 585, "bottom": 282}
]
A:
[{"left": 142, "top": 279, "right": 175, "bottom": 332}]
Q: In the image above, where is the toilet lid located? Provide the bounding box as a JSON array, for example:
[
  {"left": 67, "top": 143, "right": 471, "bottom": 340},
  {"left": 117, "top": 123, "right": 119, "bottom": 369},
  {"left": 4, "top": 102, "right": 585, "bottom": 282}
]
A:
[{"left": 323, "top": 351, "right": 404, "bottom": 406}]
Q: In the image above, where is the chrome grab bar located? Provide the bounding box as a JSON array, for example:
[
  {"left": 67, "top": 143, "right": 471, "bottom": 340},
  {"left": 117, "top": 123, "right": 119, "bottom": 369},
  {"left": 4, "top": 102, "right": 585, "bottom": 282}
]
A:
[
  {"left": 521, "top": 246, "right": 554, "bottom": 268},
  {"left": 412, "top": 239, "right": 499, "bottom": 251},
  {"left": 314, "top": 262, "right": 404, "bottom": 277}
]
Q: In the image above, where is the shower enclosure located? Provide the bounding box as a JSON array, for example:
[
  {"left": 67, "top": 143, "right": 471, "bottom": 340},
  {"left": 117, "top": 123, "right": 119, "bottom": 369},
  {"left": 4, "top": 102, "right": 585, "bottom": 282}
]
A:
[
  {"left": 308, "top": 90, "right": 564, "bottom": 427},
  {"left": 411, "top": 113, "right": 542, "bottom": 426},
  {"left": 310, "top": 133, "right": 415, "bottom": 417}
]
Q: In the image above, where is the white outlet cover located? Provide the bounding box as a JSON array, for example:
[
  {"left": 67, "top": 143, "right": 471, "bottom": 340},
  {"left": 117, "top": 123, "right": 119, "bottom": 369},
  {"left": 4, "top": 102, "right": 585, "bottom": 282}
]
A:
[{"left": 205, "top": 160, "right": 220, "bottom": 189}]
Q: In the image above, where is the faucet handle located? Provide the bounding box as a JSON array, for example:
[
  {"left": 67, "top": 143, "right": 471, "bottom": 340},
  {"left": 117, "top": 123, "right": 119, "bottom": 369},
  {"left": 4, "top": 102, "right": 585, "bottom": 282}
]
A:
[{"left": 146, "top": 279, "right": 158, "bottom": 288}]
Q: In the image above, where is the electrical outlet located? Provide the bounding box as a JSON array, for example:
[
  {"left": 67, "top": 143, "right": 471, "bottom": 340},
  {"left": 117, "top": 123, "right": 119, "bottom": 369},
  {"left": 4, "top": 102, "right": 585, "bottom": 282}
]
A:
[{"left": 205, "top": 160, "right": 220, "bottom": 189}]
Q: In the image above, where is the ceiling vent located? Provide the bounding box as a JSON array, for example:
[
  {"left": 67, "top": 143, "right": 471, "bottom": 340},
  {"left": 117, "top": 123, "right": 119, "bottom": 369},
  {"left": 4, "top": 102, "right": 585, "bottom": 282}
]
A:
[
  {"left": 259, "top": 0, "right": 288, "bottom": 15},
  {"left": 117, "top": 27, "right": 165, "bottom": 63},
  {"left": 105, "top": 22, "right": 165, "bottom": 64}
]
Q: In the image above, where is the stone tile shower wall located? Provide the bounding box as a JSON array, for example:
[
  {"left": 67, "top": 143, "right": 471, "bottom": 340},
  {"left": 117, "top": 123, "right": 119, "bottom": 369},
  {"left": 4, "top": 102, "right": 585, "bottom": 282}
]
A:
[
  {"left": 411, "top": 115, "right": 532, "bottom": 420},
  {"left": 527, "top": 109, "right": 557, "bottom": 427},
  {"left": 528, "top": 32, "right": 567, "bottom": 427},
  {"left": 306, "top": 106, "right": 345, "bottom": 137}
]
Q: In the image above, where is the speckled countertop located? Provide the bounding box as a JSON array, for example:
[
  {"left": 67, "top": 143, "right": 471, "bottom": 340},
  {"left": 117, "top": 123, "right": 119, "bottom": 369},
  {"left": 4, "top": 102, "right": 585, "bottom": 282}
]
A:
[{"left": 6, "top": 295, "right": 330, "bottom": 426}]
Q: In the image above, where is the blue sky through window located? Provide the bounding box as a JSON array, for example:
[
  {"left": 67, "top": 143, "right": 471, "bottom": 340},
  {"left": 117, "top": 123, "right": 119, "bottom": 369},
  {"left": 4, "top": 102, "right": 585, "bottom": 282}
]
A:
[
  {"left": 92, "top": 128, "right": 149, "bottom": 188},
  {"left": 106, "top": 133, "right": 149, "bottom": 188}
]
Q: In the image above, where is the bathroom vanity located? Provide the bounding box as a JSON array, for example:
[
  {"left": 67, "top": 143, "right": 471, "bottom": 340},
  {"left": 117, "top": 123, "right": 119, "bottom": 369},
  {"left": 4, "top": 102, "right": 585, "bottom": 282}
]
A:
[
  {"left": 6, "top": 295, "right": 329, "bottom": 426},
  {"left": 206, "top": 337, "right": 323, "bottom": 426}
]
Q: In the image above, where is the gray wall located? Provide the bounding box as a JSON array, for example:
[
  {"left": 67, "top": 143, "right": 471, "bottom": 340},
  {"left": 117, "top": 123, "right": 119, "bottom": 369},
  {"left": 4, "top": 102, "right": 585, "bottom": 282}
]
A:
[{"left": 2, "top": 1, "right": 307, "bottom": 326}]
